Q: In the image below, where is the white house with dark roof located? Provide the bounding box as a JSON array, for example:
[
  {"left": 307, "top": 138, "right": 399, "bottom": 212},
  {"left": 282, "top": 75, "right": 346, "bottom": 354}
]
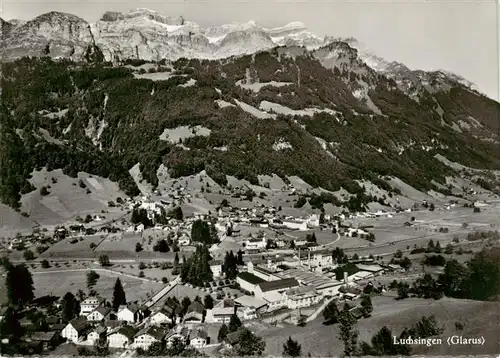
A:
[
  {"left": 206, "top": 299, "right": 235, "bottom": 323},
  {"left": 166, "top": 326, "right": 190, "bottom": 347},
  {"left": 283, "top": 286, "right": 322, "bottom": 309},
  {"left": 150, "top": 308, "right": 175, "bottom": 325},
  {"left": 183, "top": 301, "right": 204, "bottom": 324},
  {"left": 134, "top": 326, "right": 166, "bottom": 350},
  {"left": 108, "top": 326, "right": 138, "bottom": 348},
  {"left": 189, "top": 329, "right": 208, "bottom": 349},
  {"left": 80, "top": 296, "right": 105, "bottom": 316},
  {"left": 234, "top": 295, "right": 267, "bottom": 320},
  {"left": 87, "top": 306, "right": 112, "bottom": 322},
  {"left": 61, "top": 318, "right": 91, "bottom": 343},
  {"left": 245, "top": 236, "right": 266, "bottom": 250},
  {"left": 117, "top": 304, "right": 146, "bottom": 324}
]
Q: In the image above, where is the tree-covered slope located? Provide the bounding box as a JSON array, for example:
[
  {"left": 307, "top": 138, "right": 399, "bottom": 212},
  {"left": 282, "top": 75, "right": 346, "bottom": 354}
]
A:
[{"left": 1, "top": 44, "right": 499, "bottom": 210}]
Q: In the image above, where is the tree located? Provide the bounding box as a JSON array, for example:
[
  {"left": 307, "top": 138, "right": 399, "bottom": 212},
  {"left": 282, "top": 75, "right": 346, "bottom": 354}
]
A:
[
  {"left": 223, "top": 251, "right": 238, "bottom": 280},
  {"left": 99, "top": 255, "right": 110, "bottom": 267},
  {"left": 204, "top": 295, "right": 214, "bottom": 310},
  {"left": 87, "top": 270, "right": 100, "bottom": 288},
  {"left": 62, "top": 292, "right": 80, "bottom": 322},
  {"left": 438, "top": 259, "right": 468, "bottom": 298},
  {"left": 444, "top": 244, "right": 454, "bottom": 254},
  {"left": 135, "top": 243, "right": 143, "bottom": 252},
  {"left": 332, "top": 247, "right": 348, "bottom": 264},
  {"left": 323, "top": 300, "right": 339, "bottom": 324},
  {"left": 0, "top": 307, "right": 23, "bottom": 342},
  {"left": 228, "top": 314, "right": 242, "bottom": 332},
  {"left": 360, "top": 294, "right": 373, "bottom": 317},
  {"left": 153, "top": 239, "right": 170, "bottom": 253},
  {"left": 191, "top": 220, "right": 212, "bottom": 244},
  {"left": 5, "top": 263, "right": 34, "bottom": 306},
  {"left": 434, "top": 240, "right": 442, "bottom": 253},
  {"left": 180, "top": 245, "right": 213, "bottom": 286},
  {"left": 235, "top": 328, "right": 265, "bottom": 356},
  {"left": 393, "top": 250, "right": 403, "bottom": 259},
  {"left": 464, "top": 250, "right": 500, "bottom": 301},
  {"left": 174, "top": 252, "right": 180, "bottom": 266},
  {"left": 283, "top": 337, "right": 302, "bottom": 357},
  {"left": 397, "top": 282, "right": 410, "bottom": 299},
  {"left": 400, "top": 257, "right": 412, "bottom": 270},
  {"left": 169, "top": 206, "right": 183, "bottom": 221},
  {"left": 41, "top": 259, "right": 50, "bottom": 268},
  {"left": 217, "top": 323, "right": 228, "bottom": 342},
  {"left": 23, "top": 249, "right": 35, "bottom": 261},
  {"left": 181, "top": 296, "right": 192, "bottom": 316},
  {"left": 426, "top": 239, "right": 435, "bottom": 252},
  {"left": 112, "top": 278, "right": 126, "bottom": 312},
  {"left": 237, "top": 250, "right": 244, "bottom": 265},
  {"left": 338, "top": 308, "right": 359, "bottom": 357}
]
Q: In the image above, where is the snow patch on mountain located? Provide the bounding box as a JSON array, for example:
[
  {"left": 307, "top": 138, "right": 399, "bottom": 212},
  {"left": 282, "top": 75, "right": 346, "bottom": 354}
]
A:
[
  {"left": 159, "top": 125, "right": 211, "bottom": 143},
  {"left": 259, "top": 100, "right": 340, "bottom": 119},
  {"left": 234, "top": 100, "right": 276, "bottom": 119},
  {"left": 236, "top": 80, "right": 293, "bottom": 92},
  {"left": 272, "top": 138, "right": 293, "bottom": 151}
]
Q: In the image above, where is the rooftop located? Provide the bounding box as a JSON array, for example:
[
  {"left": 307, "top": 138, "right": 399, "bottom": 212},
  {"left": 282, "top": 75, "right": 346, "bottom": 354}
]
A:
[
  {"left": 258, "top": 278, "right": 299, "bottom": 292},
  {"left": 237, "top": 271, "right": 266, "bottom": 285}
]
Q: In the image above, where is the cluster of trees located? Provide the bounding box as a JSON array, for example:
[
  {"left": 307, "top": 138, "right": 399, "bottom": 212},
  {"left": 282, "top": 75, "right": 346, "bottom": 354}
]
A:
[
  {"left": 332, "top": 247, "right": 349, "bottom": 264},
  {"left": 323, "top": 295, "right": 372, "bottom": 326},
  {"left": 191, "top": 220, "right": 219, "bottom": 245},
  {"left": 222, "top": 251, "right": 240, "bottom": 279},
  {"left": 358, "top": 315, "right": 443, "bottom": 356},
  {"left": 180, "top": 245, "right": 213, "bottom": 285},
  {"left": 394, "top": 248, "right": 500, "bottom": 301}
]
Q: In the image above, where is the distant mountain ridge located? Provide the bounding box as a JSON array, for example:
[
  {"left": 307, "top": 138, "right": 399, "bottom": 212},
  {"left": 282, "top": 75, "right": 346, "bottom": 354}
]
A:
[{"left": 0, "top": 8, "right": 483, "bottom": 98}]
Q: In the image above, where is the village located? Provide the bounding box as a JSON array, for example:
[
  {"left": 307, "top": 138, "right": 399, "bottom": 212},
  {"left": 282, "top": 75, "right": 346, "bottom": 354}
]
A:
[{"left": 1, "top": 178, "right": 499, "bottom": 356}]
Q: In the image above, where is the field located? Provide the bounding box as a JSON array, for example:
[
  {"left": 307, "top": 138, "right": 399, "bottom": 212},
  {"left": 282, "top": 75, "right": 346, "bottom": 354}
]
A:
[
  {"left": 257, "top": 295, "right": 500, "bottom": 356},
  {"left": 32, "top": 269, "right": 164, "bottom": 303}
]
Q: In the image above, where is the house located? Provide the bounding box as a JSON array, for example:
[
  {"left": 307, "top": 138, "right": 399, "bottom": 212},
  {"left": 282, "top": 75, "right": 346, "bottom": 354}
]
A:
[
  {"left": 189, "top": 329, "right": 208, "bottom": 349},
  {"left": 117, "top": 303, "right": 146, "bottom": 324},
  {"left": 247, "top": 262, "right": 281, "bottom": 281},
  {"left": 261, "top": 291, "right": 285, "bottom": 311},
  {"left": 150, "top": 308, "right": 175, "bottom": 325},
  {"left": 356, "top": 264, "right": 385, "bottom": 277},
  {"left": 86, "top": 327, "right": 107, "bottom": 345},
  {"left": 87, "top": 306, "right": 112, "bottom": 322},
  {"left": 209, "top": 260, "right": 223, "bottom": 278},
  {"left": 166, "top": 326, "right": 190, "bottom": 347},
  {"left": 245, "top": 237, "right": 266, "bottom": 250},
  {"left": 234, "top": 295, "right": 267, "bottom": 320},
  {"left": 80, "top": 296, "right": 104, "bottom": 316},
  {"left": 134, "top": 326, "right": 166, "bottom": 350},
  {"left": 108, "top": 326, "right": 138, "bottom": 349},
  {"left": 206, "top": 299, "right": 235, "bottom": 323},
  {"left": 236, "top": 272, "right": 265, "bottom": 294},
  {"left": 61, "top": 318, "right": 91, "bottom": 343},
  {"left": 254, "top": 278, "right": 300, "bottom": 299},
  {"left": 29, "top": 331, "right": 61, "bottom": 350},
  {"left": 183, "top": 301, "right": 204, "bottom": 324},
  {"left": 281, "top": 219, "right": 307, "bottom": 231},
  {"left": 283, "top": 286, "right": 322, "bottom": 309}
]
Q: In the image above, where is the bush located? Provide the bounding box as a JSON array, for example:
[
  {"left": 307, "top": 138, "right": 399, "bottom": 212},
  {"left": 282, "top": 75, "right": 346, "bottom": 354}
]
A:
[
  {"left": 139, "top": 271, "right": 145, "bottom": 278},
  {"left": 139, "top": 262, "right": 146, "bottom": 270},
  {"left": 41, "top": 260, "right": 50, "bottom": 268},
  {"left": 24, "top": 250, "right": 35, "bottom": 260},
  {"left": 162, "top": 277, "right": 169, "bottom": 284}
]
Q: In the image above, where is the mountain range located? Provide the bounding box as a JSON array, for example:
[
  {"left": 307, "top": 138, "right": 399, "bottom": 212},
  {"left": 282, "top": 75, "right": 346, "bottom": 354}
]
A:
[{"left": 1, "top": 8, "right": 499, "bottom": 212}]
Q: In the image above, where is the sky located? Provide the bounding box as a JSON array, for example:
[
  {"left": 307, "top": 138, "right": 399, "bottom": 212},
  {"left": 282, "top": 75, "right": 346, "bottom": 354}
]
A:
[{"left": 2, "top": 0, "right": 499, "bottom": 101}]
